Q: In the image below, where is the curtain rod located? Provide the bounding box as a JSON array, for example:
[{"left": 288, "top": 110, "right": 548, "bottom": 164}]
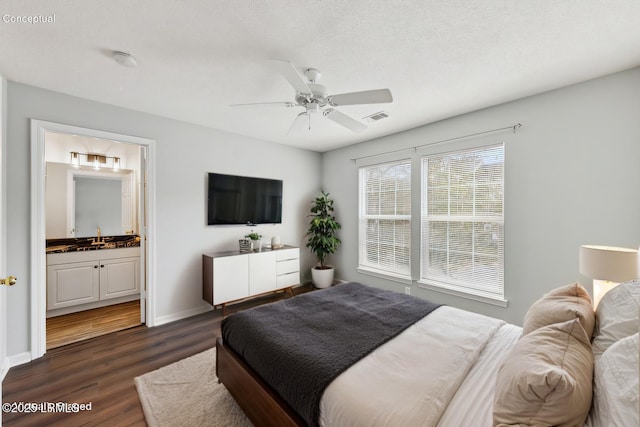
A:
[{"left": 350, "top": 123, "right": 522, "bottom": 163}]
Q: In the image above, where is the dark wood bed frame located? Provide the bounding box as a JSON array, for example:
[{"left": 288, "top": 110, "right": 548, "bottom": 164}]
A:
[{"left": 216, "top": 337, "right": 305, "bottom": 426}]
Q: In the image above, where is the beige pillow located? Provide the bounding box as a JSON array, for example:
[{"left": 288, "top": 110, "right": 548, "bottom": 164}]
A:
[
  {"left": 493, "top": 318, "right": 593, "bottom": 427},
  {"left": 522, "top": 282, "right": 594, "bottom": 338}
]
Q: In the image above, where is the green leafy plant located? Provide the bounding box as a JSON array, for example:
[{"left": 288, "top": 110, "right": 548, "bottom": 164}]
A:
[
  {"left": 245, "top": 231, "right": 262, "bottom": 241},
  {"left": 306, "top": 191, "right": 341, "bottom": 269}
]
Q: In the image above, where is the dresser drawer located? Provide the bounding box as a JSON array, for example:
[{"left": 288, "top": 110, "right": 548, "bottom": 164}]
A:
[
  {"left": 277, "top": 272, "right": 300, "bottom": 288},
  {"left": 277, "top": 259, "right": 299, "bottom": 275},
  {"left": 276, "top": 248, "right": 299, "bottom": 261}
]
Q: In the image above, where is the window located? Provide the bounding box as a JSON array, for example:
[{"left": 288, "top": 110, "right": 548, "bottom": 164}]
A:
[
  {"left": 358, "top": 159, "right": 411, "bottom": 279},
  {"left": 420, "top": 144, "right": 504, "bottom": 301}
]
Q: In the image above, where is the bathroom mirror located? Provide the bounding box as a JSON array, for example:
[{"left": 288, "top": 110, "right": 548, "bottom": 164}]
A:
[
  {"left": 73, "top": 176, "right": 122, "bottom": 237},
  {"left": 45, "top": 162, "right": 137, "bottom": 239}
]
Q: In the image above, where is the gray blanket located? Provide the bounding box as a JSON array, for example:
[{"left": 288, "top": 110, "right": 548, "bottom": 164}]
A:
[{"left": 221, "top": 282, "right": 441, "bottom": 426}]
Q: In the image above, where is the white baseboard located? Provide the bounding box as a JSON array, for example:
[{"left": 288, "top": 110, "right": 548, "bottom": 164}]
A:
[
  {"left": 6, "top": 351, "right": 32, "bottom": 370},
  {"left": 153, "top": 303, "right": 213, "bottom": 327}
]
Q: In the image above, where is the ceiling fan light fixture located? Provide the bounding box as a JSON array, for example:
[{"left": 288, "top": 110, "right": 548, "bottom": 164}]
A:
[
  {"left": 112, "top": 51, "right": 137, "bottom": 68},
  {"left": 304, "top": 68, "right": 321, "bottom": 83},
  {"left": 306, "top": 103, "right": 320, "bottom": 113}
]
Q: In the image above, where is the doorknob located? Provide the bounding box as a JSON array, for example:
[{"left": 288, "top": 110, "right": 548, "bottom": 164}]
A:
[{"left": 1, "top": 276, "right": 17, "bottom": 286}]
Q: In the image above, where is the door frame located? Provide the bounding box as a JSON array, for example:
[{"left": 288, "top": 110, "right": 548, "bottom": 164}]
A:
[
  {"left": 30, "top": 120, "right": 156, "bottom": 360},
  {"left": 0, "top": 72, "right": 7, "bottom": 424}
]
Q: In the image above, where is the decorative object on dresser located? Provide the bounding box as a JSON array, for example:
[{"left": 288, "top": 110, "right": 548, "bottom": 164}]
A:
[
  {"left": 579, "top": 245, "right": 639, "bottom": 307},
  {"left": 305, "top": 191, "right": 341, "bottom": 288},
  {"left": 238, "top": 239, "right": 251, "bottom": 253},
  {"left": 202, "top": 246, "right": 300, "bottom": 316},
  {"left": 271, "top": 235, "right": 283, "bottom": 249},
  {"left": 244, "top": 231, "right": 262, "bottom": 252}
]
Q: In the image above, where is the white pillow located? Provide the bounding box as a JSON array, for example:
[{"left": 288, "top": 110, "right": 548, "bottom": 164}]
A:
[
  {"left": 590, "top": 333, "right": 639, "bottom": 427},
  {"left": 592, "top": 281, "right": 640, "bottom": 359}
]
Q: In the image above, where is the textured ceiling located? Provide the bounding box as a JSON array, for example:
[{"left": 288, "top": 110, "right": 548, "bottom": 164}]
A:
[{"left": 2, "top": 1, "right": 640, "bottom": 152}]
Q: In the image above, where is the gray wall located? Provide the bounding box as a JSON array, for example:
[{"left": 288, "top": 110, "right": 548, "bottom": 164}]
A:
[
  {"left": 6, "top": 82, "right": 321, "bottom": 356},
  {"left": 321, "top": 67, "right": 640, "bottom": 325}
]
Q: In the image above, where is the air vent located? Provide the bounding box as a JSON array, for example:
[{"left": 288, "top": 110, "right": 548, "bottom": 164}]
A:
[{"left": 363, "top": 111, "right": 389, "bottom": 123}]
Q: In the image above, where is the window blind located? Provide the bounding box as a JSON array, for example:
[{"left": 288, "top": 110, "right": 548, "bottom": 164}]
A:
[
  {"left": 420, "top": 144, "right": 504, "bottom": 299},
  {"left": 359, "top": 159, "right": 411, "bottom": 278}
]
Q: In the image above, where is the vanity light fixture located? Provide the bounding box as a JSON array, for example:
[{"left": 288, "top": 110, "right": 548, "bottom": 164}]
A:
[
  {"left": 87, "top": 153, "right": 107, "bottom": 170},
  {"left": 70, "top": 152, "right": 80, "bottom": 168},
  {"left": 69, "top": 152, "right": 121, "bottom": 171}
]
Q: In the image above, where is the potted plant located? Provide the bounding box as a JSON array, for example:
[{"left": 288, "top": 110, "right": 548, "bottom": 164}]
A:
[
  {"left": 245, "top": 231, "right": 262, "bottom": 251},
  {"left": 306, "top": 191, "right": 341, "bottom": 288}
]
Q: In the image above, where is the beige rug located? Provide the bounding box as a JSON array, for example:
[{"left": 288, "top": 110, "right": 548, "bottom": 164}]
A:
[{"left": 135, "top": 348, "right": 252, "bottom": 427}]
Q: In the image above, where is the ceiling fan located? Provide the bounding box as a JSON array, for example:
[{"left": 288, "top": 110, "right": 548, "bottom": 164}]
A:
[{"left": 231, "top": 60, "right": 393, "bottom": 134}]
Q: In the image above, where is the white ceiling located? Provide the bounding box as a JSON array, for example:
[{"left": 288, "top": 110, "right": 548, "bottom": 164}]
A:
[{"left": 2, "top": 1, "right": 640, "bottom": 152}]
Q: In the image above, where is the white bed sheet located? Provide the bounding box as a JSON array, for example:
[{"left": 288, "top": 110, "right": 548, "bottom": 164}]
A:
[
  {"left": 437, "top": 320, "right": 521, "bottom": 426},
  {"left": 319, "top": 306, "right": 518, "bottom": 427}
]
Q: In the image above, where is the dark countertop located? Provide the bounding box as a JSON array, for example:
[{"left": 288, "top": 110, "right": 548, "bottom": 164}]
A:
[{"left": 46, "top": 235, "right": 141, "bottom": 253}]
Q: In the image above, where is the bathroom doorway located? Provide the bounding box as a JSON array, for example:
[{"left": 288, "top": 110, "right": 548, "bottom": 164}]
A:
[
  {"left": 44, "top": 132, "right": 143, "bottom": 348},
  {"left": 31, "top": 120, "right": 156, "bottom": 358}
]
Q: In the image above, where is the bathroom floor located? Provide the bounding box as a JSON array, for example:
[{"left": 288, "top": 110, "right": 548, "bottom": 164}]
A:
[{"left": 46, "top": 301, "right": 141, "bottom": 349}]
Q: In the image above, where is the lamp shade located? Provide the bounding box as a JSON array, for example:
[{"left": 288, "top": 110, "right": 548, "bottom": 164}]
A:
[{"left": 579, "top": 245, "right": 639, "bottom": 282}]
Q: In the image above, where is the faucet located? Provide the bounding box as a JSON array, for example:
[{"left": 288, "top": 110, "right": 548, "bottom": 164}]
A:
[{"left": 92, "top": 227, "right": 104, "bottom": 245}]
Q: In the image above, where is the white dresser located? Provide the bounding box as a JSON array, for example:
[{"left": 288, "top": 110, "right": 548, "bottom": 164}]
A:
[{"left": 202, "top": 246, "right": 300, "bottom": 314}]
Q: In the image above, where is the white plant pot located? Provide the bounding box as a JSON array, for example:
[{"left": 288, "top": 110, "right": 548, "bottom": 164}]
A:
[
  {"left": 311, "top": 266, "right": 334, "bottom": 289},
  {"left": 251, "top": 240, "right": 261, "bottom": 251}
]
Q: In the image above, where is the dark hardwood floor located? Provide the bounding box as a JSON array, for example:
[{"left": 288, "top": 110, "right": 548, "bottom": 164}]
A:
[{"left": 2, "top": 286, "right": 311, "bottom": 426}]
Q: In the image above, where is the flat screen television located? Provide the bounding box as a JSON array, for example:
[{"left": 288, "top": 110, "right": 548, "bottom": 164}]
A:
[{"left": 207, "top": 173, "right": 283, "bottom": 225}]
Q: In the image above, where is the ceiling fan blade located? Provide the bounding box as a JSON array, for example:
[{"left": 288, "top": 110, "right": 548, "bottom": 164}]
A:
[
  {"left": 270, "top": 59, "right": 313, "bottom": 97},
  {"left": 287, "top": 112, "right": 310, "bottom": 135},
  {"left": 230, "top": 102, "right": 297, "bottom": 107},
  {"left": 323, "top": 108, "right": 367, "bottom": 132},
  {"left": 328, "top": 89, "right": 393, "bottom": 106}
]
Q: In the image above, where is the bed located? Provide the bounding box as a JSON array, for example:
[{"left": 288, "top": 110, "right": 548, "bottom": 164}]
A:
[{"left": 216, "top": 281, "right": 639, "bottom": 427}]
